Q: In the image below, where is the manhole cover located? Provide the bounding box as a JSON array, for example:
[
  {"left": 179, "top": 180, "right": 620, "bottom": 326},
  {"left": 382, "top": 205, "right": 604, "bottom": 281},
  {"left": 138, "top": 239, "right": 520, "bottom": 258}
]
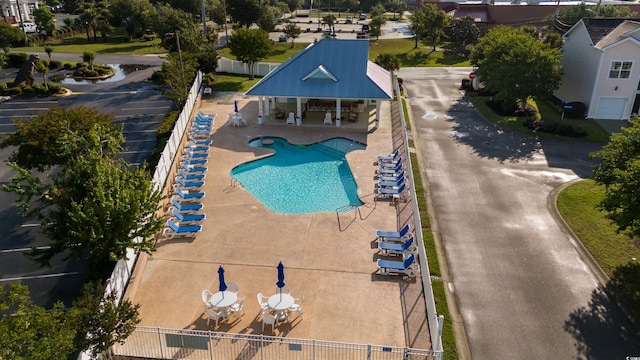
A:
[{"left": 423, "top": 113, "right": 436, "bottom": 120}]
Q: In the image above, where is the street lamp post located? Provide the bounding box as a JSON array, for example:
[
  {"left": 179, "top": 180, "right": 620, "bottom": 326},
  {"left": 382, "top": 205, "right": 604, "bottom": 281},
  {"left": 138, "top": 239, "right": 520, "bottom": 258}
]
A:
[
  {"left": 15, "top": 0, "right": 28, "bottom": 46},
  {"left": 165, "top": 32, "right": 185, "bottom": 90}
]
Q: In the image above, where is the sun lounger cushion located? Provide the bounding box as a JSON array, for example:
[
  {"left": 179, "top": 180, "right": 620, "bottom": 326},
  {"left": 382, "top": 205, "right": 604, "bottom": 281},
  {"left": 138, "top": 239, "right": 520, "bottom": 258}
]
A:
[
  {"left": 376, "top": 224, "right": 411, "bottom": 240},
  {"left": 171, "top": 198, "right": 203, "bottom": 212}
]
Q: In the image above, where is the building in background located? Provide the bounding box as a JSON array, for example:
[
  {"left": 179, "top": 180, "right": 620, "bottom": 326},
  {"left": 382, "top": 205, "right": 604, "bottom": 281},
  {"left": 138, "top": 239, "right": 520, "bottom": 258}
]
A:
[{"left": 0, "top": 0, "right": 42, "bottom": 24}]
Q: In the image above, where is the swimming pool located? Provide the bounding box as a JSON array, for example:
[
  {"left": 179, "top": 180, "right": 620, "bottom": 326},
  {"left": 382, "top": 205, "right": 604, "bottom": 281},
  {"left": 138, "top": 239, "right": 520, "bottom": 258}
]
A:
[{"left": 230, "top": 137, "right": 365, "bottom": 214}]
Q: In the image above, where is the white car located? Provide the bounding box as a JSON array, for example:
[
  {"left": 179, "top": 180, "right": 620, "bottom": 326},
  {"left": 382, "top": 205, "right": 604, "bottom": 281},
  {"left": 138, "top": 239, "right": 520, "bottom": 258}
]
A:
[{"left": 19, "top": 22, "right": 37, "bottom": 33}]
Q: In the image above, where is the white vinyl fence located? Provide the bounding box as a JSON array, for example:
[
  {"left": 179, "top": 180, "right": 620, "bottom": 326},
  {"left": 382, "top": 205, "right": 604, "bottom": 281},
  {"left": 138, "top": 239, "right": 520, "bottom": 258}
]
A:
[
  {"left": 112, "top": 327, "right": 442, "bottom": 360},
  {"left": 217, "top": 57, "right": 281, "bottom": 77}
]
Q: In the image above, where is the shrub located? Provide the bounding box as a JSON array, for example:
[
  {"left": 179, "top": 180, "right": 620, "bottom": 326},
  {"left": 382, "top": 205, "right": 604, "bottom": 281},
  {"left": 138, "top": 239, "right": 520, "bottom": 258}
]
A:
[
  {"left": 143, "top": 34, "right": 156, "bottom": 41},
  {"left": 21, "top": 86, "right": 35, "bottom": 95},
  {"left": 49, "top": 60, "right": 62, "bottom": 69},
  {"left": 46, "top": 82, "right": 62, "bottom": 94},
  {"left": 150, "top": 70, "right": 165, "bottom": 84},
  {"left": 63, "top": 62, "right": 73, "bottom": 70},
  {"left": 4, "top": 87, "right": 22, "bottom": 96},
  {"left": 39, "top": 59, "right": 49, "bottom": 68},
  {"left": 7, "top": 53, "right": 29, "bottom": 68},
  {"left": 563, "top": 102, "right": 587, "bottom": 119},
  {"left": 76, "top": 62, "right": 87, "bottom": 68},
  {"left": 32, "top": 84, "right": 48, "bottom": 94}
]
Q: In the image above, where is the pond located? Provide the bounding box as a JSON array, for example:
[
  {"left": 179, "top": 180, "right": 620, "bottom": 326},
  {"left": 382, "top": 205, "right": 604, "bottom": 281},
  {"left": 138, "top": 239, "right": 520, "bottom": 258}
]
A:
[{"left": 50, "top": 64, "right": 153, "bottom": 85}]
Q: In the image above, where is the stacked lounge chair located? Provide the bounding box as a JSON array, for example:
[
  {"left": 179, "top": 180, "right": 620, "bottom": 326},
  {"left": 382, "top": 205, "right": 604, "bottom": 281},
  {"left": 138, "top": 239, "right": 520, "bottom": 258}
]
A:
[
  {"left": 373, "top": 149, "right": 408, "bottom": 201},
  {"left": 163, "top": 110, "right": 215, "bottom": 240},
  {"left": 373, "top": 224, "right": 419, "bottom": 278}
]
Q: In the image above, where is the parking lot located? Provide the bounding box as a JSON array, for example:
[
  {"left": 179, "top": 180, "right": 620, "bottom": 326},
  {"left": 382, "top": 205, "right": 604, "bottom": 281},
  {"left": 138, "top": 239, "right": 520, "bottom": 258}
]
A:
[{"left": 0, "top": 56, "right": 172, "bottom": 308}]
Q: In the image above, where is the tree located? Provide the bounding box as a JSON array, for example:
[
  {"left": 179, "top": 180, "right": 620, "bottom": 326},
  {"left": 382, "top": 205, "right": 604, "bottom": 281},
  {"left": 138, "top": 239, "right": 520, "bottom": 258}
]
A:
[
  {"left": 590, "top": 116, "right": 640, "bottom": 238},
  {"left": 83, "top": 50, "right": 96, "bottom": 70},
  {"left": 375, "top": 53, "right": 401, "bottom": 71},
  {"left": 227, "top": 0, "right": 263, "bottom": 27},
  {"left": 0, "top": 106, "right": 123, "bottom": 171},
  {"left": 420, "top": 3, "right": 449, "bottom": 51},
  {"left": 154, "top": 4, "right": 208, "bottom": 53},
  {"left": 547, "top": 3, "right": 636, "bottom": 33},
  {"left": 107, "top": 0, "right": 153, "bottom": 40},
  {"left": 369, "top": 2, "right": 385, "bottom": 17},
  {"left": 69, "top": 281, "right": 141, "bottom": 356},
  {"left": 285, "top": 0, "right": 303, "bottom": 16},
  {"left": 0, "top": 283, "right": 75, "bottom": 359},
  {"left": 33, "top": 6, "right": 56, "bottom": 35},
  {"left": 228, "top": 27, "right": 272, "bottom": 79},
  {"left": 0, "top": 22, "right": 24, "bottom": 54},
  {"left": 35, "top": 60, "right": 49, "bottom": 90},
  {"left": 44, "top": 45, "right": 54, "bottom": 61},
  {"left": 369, "top": 15, "right": 385, "bottom": 40},
  {"left": 408, "top": 7, "right": 427, "bottom": 49},
  {"left": 543, "top": 32, "right": 563, "bottom": 49},
  {"left": 445, "top": 16, "right": 479, "bottom": 54},
  {"left": 207, "top": 0, "right": 227, "bottom": 27},
  {"left": 256, "top": 5, "right": 278, "bottom": 32},
  {"left": 283, "top": 21, "right": 301, "bottom": 47},
  {"left": 323, "top": 14, "right": 337, "bottom": 31},
  {"left": 159, "top": 52, "right": 198, "bottom": 107},
  {"left": 469, "top": 25, "right": 563, "bottom": 109}
]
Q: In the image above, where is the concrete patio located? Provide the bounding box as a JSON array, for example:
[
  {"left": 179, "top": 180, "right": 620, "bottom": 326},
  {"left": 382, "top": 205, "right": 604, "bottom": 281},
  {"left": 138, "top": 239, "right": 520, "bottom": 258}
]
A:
[{"left": 123, "top": 91, "right": 431, "bottom": 351}]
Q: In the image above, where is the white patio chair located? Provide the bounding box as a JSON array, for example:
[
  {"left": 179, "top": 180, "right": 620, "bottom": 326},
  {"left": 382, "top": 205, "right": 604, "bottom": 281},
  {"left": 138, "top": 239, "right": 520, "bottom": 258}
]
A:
[
  {"left": 323, "top": 112, "right": 332, "bottom": 125},
  {"left": 261, "top": 313, "right": 277, "bottom": 333},
  {"left": 206, "top": 308, "right": 227, "bottom": 329},
  {"left": 289, "top": 295, "right": 304, "bottom": 319},
  {"left": 226, "top": 282, "right": 239, "bottom": 294},
  {"left": 286, "top": 112, "right": 295, "bottom": 125},
  {"left": 257, "top": 293, "right": 270, "bottom": 312},
  {"left": 201, "top": 289, "right": 213, "bottom": 309},
  {"left": 229, "top": 296, "right": 245, "bottom": 319}
]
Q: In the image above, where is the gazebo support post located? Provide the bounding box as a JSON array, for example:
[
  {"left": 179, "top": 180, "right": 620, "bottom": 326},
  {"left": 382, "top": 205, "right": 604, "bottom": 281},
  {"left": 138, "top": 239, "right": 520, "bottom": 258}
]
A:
[
  {"left": 335, "top": 98, "right": 342, "bottom": 127},
  {"left": 296, "top": 98, "right": 302, "bottom": 125},
  {"left": 258, "top": 96, "right": 264, "bottom": 124}
]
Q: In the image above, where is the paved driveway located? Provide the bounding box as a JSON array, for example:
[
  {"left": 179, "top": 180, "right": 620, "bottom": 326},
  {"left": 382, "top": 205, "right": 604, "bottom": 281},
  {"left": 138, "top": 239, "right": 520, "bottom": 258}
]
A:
[{"left": 398, "top": 67, "right": 640, "bottom": 359}]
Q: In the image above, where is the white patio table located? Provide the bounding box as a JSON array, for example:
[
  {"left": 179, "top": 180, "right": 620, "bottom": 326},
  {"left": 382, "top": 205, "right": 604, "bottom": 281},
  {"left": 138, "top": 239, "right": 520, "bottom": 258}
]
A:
[
  {"left": 209, "top": 291, "right": 237, "bottom": 309},
  {"left": 268, "top": 293, "right": 294, "bottom": 321}
]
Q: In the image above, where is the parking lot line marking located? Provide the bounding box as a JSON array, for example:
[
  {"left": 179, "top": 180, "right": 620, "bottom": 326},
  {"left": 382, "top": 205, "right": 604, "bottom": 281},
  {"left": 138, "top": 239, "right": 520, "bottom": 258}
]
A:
[
  {"left": 0, "top": 272, "right": 82, "bottom": 282},
  {"left": 122, "top": 130, "right": 157, "bottom": 134},
  {"left": 21, "top": 223, "right": 43, "bottom": 227},
  {"left": 0, "top": 108, "right": 49, "bottom": 112},
  {"left": 1, "top": 246, "right": 50, "bottom": 253},
  {"left": 122, "top": 107, "right": 171, "bottom": 111},
  {"left": 119, "top": 150, "right": 153, "bottom": 155},
  {"left": 115, "top": 114, "right": 167, "bottom": 118}
]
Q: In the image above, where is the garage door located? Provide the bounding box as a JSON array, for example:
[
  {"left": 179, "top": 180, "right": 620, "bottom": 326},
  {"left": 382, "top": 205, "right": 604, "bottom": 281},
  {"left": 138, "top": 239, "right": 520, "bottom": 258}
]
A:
[{"left": 595, "top": 97, "right": 627, "bottom": 120}]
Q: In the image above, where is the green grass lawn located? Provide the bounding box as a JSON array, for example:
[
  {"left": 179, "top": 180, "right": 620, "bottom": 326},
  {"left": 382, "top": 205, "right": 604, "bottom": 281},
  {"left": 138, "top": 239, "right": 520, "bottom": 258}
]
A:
[
  {"left": 217, "top": 37, "right": 471, "bottom": 66},
  {"left": 467, "top": 92, "right": 610, "bottom": 143},
  {"left": 557, "top": 180, "right": 640, "bottom": 321},
  {"left": 13, "top": 28, "right": 163, "bottom": 55},
  {"left": 209, "top": 73, "right": 260, "bottom": 92}
]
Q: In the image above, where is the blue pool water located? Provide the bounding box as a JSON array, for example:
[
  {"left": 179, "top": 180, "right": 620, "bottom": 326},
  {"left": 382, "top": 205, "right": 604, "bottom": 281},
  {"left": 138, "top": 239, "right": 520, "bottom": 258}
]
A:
[{"left": 230, "top": 137, "right": 365, "bottom": 214}]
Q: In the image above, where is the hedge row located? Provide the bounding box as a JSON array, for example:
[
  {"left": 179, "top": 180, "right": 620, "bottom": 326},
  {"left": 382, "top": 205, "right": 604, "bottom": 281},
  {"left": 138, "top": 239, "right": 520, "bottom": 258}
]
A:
[{"left": 0, "top": 82, "right": 64, "bottom": 96}]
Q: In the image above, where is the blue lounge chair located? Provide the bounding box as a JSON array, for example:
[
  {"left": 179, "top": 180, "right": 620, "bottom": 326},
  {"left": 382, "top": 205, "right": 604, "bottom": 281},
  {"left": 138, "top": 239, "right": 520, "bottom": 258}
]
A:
[
  {"left": 163, "top": 219, "right": 202, "bottom": 239},
  {"left": 377, "top": 253, "right": 418, "bottom": 277},
  {"left": 378, "top": 236, "right": 416, "bottom": 255},
  {"left": 176, "top": 175, "right": 205, "bottom": 188},
  {"left": 171, "top": 198, "right": 203, "bottom": 213},
  {"left": 197, "top": 110, "right": 215, "bottom": 120},
  {"left": 191, "top": 128, "right": 212, "bottom": 137},
  {"left": 178, "top": 169, "right": 205, "bottom": 181},
  {"left": 180, "top": 162, "right": 207, "bottom": 173},
  {"left": 181, "top": 156, "right": 208, "bottom": 165},
  {"left": 376, "top": 170, "right": 405, "bottom": 182},
  {"left": 377, "top": 174, "right": 405, "bottom": 188},
  {"left": 172, "top": 186, "right": 205, "bottom": 200},
  {"left": 189, "top": 135, "right": 212, "bottom": 145},
  {"left": 376, "top": 224, "right": 411, "bottom": 241},
  {"left": 377, "top": 149, "right": 400, "bottom": 162},
  {"left": 377, "top": 157, "right": 403, "bottom": 168},
  {"left": 184, "top": 149, "right": 209, "bottom": 159},
  {"left": 195, "top": 116, "right": 214, "bottom": 125},
  {"left": 192, "top": 123, "right": 212, "bottom": 131},
  {"left": 171, "top": 208, "right": 205, "bottom": 222},
  {"left": 375, "top": 163, "right": 403, "bottom": 175},
  {"left": 374, "top": 183, "right": 407, "bottom": 200},
  {"left": 186, "top": 143, "right": 209, "bottom": 153}
]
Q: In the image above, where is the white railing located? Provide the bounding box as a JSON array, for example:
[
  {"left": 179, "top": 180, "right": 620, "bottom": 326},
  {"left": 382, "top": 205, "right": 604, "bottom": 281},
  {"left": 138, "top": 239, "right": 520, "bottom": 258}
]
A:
[
  {"left": 392, "top": 72, "right": 444, "bottom": 355},
  {"left": 78, "top": 71, "right": 204, "bottom": 360},
  {"left": 112, "top": 326, "right": 442, "bottom": 360}
]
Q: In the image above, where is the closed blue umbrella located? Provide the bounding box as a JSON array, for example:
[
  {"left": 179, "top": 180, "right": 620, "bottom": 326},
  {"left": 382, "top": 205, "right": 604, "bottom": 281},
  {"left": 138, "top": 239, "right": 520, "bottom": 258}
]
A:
[
  {"left": 276, "top": 262, "right": 285, "bottom": 297},
  {"left": 218, "top": 266, "right": 227, "bottom": 293},
  {"left": 234, "top": 100, "right": 238, "bottom": 113}
]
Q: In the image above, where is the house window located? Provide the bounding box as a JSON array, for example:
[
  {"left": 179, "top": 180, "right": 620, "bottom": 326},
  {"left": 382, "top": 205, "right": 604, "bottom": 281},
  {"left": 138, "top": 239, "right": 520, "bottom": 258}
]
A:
[{"left": 609, "top": 61, "right": 632, "bottom": 79}]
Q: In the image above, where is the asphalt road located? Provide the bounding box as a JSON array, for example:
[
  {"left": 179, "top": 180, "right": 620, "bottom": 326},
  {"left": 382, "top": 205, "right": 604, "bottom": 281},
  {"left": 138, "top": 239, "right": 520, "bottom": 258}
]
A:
[
  {"left": 0, "top": 54, "right": 172, "bottom": 308},
  {"left": 399, "top": 67, "right": 640, "bottom": 359}
]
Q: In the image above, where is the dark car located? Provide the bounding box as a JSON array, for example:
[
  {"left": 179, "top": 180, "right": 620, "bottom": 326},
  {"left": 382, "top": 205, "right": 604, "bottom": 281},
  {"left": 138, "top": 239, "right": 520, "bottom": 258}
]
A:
[{"left": 361, "top": 24, "right": 370, "bottom": 33}]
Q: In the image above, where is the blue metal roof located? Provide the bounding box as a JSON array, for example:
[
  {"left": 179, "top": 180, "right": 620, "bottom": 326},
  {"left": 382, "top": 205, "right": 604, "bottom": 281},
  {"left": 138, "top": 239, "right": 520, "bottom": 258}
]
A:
[{"left": 245, "top": 39, "right": 393, "bottom": 100}]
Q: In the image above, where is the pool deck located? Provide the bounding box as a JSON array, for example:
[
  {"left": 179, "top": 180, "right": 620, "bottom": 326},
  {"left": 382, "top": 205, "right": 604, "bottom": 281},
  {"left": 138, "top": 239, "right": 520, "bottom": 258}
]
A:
[{"left": 124, "top": 91, "right": 431, "bottom": 350}]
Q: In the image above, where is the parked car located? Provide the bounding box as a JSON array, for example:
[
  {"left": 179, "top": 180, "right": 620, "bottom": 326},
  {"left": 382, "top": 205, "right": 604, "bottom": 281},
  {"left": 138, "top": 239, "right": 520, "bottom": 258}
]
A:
[
  {"left": 278, "top": 34, "right": 287, "bottom": 42},
  {"left": 361, "top": 24, "right": 370, "bottom": 33},
  {"left": 359, "top": 13, "right": 366, "bottom": 20},
  {"left": 356, "top": 31, "right": 369, "bottom": 39},
  {"left": 345, "top": 16, "right": 353, "bottom": 24},
  {"left": 18, "top": 22, "right": 37, "bottom": 33}
]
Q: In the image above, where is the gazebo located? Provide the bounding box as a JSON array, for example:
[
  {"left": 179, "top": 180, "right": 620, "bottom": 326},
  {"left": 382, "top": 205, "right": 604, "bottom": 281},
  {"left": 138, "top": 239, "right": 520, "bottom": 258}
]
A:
[{"left": 245, "top": 39, "right": 394, "bottom": 127}]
